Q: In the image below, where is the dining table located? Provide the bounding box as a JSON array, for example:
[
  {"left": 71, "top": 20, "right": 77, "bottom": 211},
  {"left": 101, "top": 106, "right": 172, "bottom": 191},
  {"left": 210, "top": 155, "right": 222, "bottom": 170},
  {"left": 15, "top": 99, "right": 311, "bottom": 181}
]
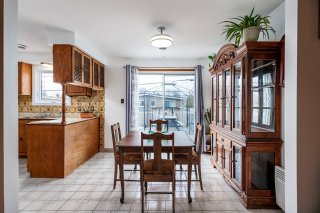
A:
[{"left": 117, "top": 131, "right": 195, "bottom": 203}]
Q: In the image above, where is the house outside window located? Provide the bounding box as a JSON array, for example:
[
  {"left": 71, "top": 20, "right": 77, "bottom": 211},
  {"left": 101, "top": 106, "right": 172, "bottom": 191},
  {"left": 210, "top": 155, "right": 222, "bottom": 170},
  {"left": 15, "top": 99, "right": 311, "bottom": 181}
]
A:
[
  {"left": 139, "top": 100, "right": 145, "bottom": 107},
  {"left": 150, "top": 100, "right": 156, "bottom": 107}
]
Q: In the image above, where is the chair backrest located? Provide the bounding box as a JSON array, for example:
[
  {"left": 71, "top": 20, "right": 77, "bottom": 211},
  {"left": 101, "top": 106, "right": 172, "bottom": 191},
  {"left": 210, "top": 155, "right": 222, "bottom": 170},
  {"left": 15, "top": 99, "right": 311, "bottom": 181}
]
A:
[
  {"left": 111, "top": 123, "right": 122, "bottom": 156},
  {"left": 194, "top": 123, "right": 203, "bottom": 156},
  {"left": 149, "top": 119, "right": 169, "bottom": 132},
  {"left": 141, "top": 132, "right": 174, "bottom": 173}
]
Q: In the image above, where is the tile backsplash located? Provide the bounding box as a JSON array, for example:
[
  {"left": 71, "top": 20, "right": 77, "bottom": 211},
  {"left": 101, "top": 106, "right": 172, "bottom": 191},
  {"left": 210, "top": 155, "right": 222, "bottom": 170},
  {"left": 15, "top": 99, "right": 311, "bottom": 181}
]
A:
[{"left": 18, "top": 90, "right": 105, "bottom": 148}]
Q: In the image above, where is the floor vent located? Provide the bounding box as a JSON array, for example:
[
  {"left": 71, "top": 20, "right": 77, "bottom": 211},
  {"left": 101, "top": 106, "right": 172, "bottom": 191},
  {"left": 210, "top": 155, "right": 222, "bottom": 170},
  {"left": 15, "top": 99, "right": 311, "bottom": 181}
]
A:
[{"left": 275, "top": 166, "right": 285, "bottom": 210}]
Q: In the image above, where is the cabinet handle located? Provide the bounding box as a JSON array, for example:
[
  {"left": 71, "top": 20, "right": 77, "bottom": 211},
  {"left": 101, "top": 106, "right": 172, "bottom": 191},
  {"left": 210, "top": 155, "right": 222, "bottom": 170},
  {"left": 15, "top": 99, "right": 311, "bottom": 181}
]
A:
[{"left": 19, "top": 137, "right": 23, "bottom": 141}]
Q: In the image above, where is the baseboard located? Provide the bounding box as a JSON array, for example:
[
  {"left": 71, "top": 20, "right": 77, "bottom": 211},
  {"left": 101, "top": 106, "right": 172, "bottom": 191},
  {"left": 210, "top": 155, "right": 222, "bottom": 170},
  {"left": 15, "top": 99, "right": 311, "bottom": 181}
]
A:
[{"left": 99, "top": 147, "right": 113, "bottom": 152}]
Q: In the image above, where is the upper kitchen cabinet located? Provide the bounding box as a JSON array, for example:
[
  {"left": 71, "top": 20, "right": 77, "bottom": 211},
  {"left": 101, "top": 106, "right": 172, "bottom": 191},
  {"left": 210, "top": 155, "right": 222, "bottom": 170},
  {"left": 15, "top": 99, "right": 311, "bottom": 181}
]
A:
[
  {"left": 53, "top": 45, "right": 92, "bottom": 87},
  {"left": 18, "top": 62, "right": 32, "bottom": 95},
  {"left": 92, "top": 59, "right": 105, "bottom": 90}
]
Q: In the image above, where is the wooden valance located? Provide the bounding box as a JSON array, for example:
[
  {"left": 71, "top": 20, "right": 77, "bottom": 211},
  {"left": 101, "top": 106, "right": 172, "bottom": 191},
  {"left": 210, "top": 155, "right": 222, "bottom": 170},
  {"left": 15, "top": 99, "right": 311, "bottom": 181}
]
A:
[{"left": 209, "top": 44, "right": 236, "bottom": 73}]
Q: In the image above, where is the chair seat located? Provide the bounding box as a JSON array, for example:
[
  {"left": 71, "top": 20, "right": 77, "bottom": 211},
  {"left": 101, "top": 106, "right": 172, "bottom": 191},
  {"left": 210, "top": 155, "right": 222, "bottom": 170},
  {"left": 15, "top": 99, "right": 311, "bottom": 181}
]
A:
[
  {"left": 174, "top": 150, "right": 199, "bottom": 163},
  {"left": 143, "top": 159, "right": 174, "bottom": 174}
]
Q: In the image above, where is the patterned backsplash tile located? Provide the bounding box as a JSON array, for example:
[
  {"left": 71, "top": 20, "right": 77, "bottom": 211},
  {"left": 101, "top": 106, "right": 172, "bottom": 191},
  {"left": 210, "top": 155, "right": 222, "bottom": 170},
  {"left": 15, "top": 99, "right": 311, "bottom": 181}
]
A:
[{"left": 18, "top": 90, "right": 105, "bottom": 148}]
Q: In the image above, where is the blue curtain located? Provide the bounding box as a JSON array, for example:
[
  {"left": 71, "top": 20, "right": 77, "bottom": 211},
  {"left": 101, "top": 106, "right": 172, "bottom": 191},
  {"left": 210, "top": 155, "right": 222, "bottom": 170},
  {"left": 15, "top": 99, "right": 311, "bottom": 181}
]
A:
[{"left": 195, "top": 65, "right": 204, "bottom": 150}]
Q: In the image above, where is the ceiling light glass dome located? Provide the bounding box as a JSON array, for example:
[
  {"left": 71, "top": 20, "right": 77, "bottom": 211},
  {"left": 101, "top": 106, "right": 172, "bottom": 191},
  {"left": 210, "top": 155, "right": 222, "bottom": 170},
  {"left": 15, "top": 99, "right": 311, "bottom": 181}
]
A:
[{"left": 150, "top": 27, "right": 173, "bottom": 50}]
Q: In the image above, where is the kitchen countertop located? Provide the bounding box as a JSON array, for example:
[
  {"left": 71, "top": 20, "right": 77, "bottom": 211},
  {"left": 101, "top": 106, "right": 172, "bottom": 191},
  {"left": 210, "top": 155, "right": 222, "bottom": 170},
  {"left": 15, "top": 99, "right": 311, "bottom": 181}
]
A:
[
  {"left": 19, "top": 117, "right": 57, "bottom": 120},
  {"left": 26, "top": 117, "right": 98, "bottom": 126}
]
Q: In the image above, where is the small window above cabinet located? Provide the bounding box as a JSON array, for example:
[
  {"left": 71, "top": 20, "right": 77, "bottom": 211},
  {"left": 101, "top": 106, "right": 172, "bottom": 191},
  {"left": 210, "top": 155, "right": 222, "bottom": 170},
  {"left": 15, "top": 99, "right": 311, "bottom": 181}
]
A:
[{"left": 92, "top": 60, "right": 105, "bottom": 90}]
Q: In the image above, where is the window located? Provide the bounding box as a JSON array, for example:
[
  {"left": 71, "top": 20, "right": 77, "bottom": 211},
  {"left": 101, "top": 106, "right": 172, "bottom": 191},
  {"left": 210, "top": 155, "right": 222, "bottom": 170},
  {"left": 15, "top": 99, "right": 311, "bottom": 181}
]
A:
[
  {"left": 138, "top": 72, "right": 195, "bottom": 136},
  {"left": 33, "top": 66, "right": 69, "bottom": 105},
  {"left": 139, "top": 100, "right": 145, "bottom": 107}
]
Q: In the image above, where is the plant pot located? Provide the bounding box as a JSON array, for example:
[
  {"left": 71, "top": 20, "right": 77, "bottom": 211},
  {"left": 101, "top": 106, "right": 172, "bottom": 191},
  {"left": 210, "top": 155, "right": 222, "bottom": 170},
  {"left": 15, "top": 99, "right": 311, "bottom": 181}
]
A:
[{"left": 243, "top": 26, "right": 261, "bottom": 42}]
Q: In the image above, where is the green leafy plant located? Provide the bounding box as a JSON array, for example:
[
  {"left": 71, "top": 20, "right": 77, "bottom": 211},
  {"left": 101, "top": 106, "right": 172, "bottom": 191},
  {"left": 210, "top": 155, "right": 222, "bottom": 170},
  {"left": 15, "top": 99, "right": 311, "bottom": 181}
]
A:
[
  {"left": 204, "top": 108, "right": 211, "bottom": 126},
  {"left": 220, "top": 8, "right": 276, "bottom": 46},
  {"left": 208, "top": 53, "right": 217, "bottom": 68}
]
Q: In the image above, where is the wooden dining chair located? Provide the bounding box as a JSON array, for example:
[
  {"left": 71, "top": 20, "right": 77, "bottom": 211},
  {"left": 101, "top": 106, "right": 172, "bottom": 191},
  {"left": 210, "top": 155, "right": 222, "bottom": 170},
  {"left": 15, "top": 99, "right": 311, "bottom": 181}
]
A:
[
  {"left": 149, "top": 119, "right": 169, "bottom": 132},
  {"left": 111, "top": 123, "right": 141, "bottom": 189},
  {"left": 175, "top": 123, "right": 204, "bottom": 190},
  {"left": 149, "top": 119, "right": 170, "bottom": 159},
  {"left": 140, "top": 132, "right": 175, "bottom": 212}
]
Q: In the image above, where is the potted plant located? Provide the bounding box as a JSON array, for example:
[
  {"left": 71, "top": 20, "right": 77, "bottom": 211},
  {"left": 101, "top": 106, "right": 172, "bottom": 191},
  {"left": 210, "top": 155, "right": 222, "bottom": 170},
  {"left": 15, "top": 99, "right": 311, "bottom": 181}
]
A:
[
  {"left": 220, "top": 8, "right": 276, "bottom": 46},
  {"left": 208, "top": 53, "right": 217, "bottom": 68}
]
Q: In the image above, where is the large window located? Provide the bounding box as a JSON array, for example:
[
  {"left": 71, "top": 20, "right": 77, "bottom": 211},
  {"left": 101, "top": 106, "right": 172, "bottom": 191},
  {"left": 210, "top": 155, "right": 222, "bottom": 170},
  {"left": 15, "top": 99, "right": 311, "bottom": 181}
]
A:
[
  {"left": 138, "top": 73, "right": 195, "bottom": 136},
  {"left": 32, "top": 66, "right": 68, "bottom": 105}
]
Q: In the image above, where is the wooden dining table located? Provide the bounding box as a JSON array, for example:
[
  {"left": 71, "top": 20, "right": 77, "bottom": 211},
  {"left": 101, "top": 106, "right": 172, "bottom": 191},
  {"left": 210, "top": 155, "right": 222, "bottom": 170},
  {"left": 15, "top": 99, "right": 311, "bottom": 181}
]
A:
[{"left": 117, "top": 131, "right": 195, "bottom": 203}]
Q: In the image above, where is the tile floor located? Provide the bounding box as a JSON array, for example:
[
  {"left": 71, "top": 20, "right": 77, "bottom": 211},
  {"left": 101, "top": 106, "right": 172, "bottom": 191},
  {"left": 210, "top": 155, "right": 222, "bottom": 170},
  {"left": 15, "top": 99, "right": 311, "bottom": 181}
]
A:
[{"left": 19, "top": 153, "right": 283, "bottom": 213}]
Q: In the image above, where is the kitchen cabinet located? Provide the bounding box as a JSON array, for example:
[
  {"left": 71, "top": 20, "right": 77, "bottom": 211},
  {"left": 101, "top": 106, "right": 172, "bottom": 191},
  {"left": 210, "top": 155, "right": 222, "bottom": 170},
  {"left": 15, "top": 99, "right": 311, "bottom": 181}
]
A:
[
  {"left": 92, "top": 59, "right": 105, "bottom": 90},
  {"left": 53, "top": 45, "right": 92, "bottom": 87},
  {"left": 209, "top": 42, "right": 282, "bottom": 208},
  {"left": 65, "top": 84, "right": 92, "bottom": 97},
  {"left": 18, "top": 62, "right": 32, "bottom": 95}
]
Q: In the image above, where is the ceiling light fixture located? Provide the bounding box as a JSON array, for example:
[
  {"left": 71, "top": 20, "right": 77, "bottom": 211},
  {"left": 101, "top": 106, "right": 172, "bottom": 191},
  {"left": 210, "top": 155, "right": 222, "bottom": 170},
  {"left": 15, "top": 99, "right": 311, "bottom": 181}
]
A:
[{"left": 150, "top": 27, "right": 173, "bottom": 50}]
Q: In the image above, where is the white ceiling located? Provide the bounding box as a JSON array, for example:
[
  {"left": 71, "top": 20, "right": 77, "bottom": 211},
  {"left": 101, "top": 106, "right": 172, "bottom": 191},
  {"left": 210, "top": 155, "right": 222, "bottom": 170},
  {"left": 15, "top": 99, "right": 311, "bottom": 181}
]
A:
[{"left": 18, "top": 0, "right": 284, "bottom": 60}]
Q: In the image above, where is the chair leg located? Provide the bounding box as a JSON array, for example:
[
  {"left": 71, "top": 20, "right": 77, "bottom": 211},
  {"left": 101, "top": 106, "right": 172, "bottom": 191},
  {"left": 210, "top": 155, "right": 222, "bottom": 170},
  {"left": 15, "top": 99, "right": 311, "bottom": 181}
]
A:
[
  {"left": 180, "top": 164, "right": 183, "bottom": 171},
  {"left": 134, "top": 164, "right": 137, "bottom": 171},
  {"left": 144, "top": 182, "right": 148, "bottom": 194},
  {"left": 194, "top": 164, "right": 198, "bottom": 180},
  {"left": 198, "top": 163, "right": 203, "bottom": 191},
  {"left": 141, "top": 180, "right": 145, "bottom": 213},
  {"left": 167, "top": 152, "right": 170, "bottom": 159},
  {"left": 172, "top": 172, "right": 175, "bottom": 212},
  {"left": 113, "top": 163, "right": 118, "bottom": 190}
]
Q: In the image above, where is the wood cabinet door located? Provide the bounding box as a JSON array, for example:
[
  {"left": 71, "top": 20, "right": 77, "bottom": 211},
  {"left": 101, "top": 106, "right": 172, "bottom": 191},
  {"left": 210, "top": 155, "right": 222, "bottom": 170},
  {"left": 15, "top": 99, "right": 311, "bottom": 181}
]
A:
[
  {"left": 231, "top": 142, "right": 244, "bottom": 190},
  {"left": 223, "top": 147, "right": 232, "bottom": 177},
  {"left": 18, "top": 123, "right": 27, "bottom": 157},
  {"left": 72, "top": 48, "right": 83, "bottom": 83},
  {"left": 18, "top": 62, "right": 32, "bottom": 95},
  {"left": 99, "top": 64, "right": 104, "bottom": 88},
  {"left": 217, "top": 141, "right": 223, "bottom": 168},
  {"left": 83, "top": 53, "right": 92, "bottom": 86},
  {"left": 93, "top": 60, "right": 99, "bottom": 88}
]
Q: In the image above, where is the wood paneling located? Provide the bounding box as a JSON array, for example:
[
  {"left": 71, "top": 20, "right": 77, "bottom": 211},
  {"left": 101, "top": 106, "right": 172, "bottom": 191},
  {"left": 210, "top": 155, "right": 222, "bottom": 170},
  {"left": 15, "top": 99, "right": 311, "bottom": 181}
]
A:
[
  {"left": 27, "top": 118, "right": 99, "bottom": 178},
  {"left": 18, "top": 62, "right": 32, "bottom": 95}
]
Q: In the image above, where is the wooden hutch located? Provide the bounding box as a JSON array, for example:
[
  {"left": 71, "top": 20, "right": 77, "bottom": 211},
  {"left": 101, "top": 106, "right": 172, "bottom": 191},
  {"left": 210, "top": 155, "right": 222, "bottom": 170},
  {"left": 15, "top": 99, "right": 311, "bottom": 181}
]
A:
[{"left": 209, "top": 42, "right": 282, "bottom": 208}]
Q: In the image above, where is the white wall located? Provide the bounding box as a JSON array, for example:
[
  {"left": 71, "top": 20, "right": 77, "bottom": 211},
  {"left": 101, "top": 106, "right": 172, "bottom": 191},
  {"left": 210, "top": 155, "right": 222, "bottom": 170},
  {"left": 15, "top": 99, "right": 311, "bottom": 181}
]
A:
[
  {"left": 104, "top": 57, "right": 210, "bottom": 148},
  {"left": 3, "top": 0, "right": 19, "bottom": 212}
]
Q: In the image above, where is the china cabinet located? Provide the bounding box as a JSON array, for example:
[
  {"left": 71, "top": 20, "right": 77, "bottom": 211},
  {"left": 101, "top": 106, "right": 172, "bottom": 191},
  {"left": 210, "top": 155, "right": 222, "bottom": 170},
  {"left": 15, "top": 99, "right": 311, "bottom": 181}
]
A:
[{"left": 209, "top": 42, "right": 282, "bottom": 208}]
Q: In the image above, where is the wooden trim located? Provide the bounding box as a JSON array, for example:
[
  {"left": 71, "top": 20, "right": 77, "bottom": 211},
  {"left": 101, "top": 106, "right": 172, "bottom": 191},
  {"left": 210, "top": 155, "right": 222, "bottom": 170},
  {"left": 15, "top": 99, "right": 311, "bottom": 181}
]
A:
[
  {"left": 138, "top": 67, "right": 194, "bottom": 72},
  {"left": 0, "top": 0, "right": 4, "bottom": 210},
  {"left": 99, "top": 148, "right": 113, "bottom": 152}
]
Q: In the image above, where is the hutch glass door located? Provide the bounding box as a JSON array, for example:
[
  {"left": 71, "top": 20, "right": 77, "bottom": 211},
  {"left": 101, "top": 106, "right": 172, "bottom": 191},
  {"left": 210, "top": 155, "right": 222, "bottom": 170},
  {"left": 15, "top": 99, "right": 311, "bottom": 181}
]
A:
[
  {"left": 218, "top": 73, "right": 223, "bottom": 125},
  {"left": 212, "top": 76, "right": 217, "bottom": 124},
  {"left": 224, "top": 70, "right": 231, "bottom": 127},
  {"left": 251, "top": 60, "right": 276, "bottom": 133},
  {"left": 233, "top": 62, "right": 242, "bottom": 131}
]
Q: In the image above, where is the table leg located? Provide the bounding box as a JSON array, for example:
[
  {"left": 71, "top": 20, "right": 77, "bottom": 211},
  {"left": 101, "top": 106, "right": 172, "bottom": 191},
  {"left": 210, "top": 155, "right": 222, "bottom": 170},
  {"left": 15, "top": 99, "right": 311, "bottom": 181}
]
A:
[
  {"left": 187, "top": 147, "right": 192, "bottom": 203},
  {"left": 119, "top": 148, "right": 124, "bottom": 203}
]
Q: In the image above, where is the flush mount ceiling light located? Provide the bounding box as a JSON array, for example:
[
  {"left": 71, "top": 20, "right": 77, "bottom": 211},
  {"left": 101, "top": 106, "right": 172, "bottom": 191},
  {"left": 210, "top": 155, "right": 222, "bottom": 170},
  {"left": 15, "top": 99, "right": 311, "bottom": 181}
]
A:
[{"left": 150, "top": 27, "right": 173, "bottom": 50}]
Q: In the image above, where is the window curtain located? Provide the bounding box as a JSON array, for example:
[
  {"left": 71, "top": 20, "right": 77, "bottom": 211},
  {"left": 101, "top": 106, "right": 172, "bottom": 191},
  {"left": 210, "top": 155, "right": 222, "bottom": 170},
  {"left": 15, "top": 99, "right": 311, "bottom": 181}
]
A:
[
  {"left": 195, "top": 65, "right": 204, "bottom": 149},
  {"left": 125, "top": 65, "right": 140, "bottom": 135}
]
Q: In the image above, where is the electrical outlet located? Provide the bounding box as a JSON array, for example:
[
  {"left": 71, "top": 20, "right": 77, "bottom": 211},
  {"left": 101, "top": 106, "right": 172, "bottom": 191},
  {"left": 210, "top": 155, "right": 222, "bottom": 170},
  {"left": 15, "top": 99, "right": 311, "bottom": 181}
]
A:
[{"left": 121, "top": 99, "right": 124, "bottom": 104}]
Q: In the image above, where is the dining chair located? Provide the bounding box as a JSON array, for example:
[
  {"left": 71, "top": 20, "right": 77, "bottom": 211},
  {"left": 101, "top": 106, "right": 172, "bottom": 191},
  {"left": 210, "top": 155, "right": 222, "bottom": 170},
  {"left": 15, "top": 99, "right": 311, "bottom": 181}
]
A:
[
  {"left": 149, "top": 119, "right": 170, "bottom": 159},
  {"left": 149, "top": 119, "right": 169, "bottom": 132},
  {"left": 175, "top": 123, "right": 203, "bottom": 190},
  {"left": 140, "top": 132, "right": 175, "bottom": 212},
  {"left": 111, "top": 123, "right": 141, "bottom": 189}
]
